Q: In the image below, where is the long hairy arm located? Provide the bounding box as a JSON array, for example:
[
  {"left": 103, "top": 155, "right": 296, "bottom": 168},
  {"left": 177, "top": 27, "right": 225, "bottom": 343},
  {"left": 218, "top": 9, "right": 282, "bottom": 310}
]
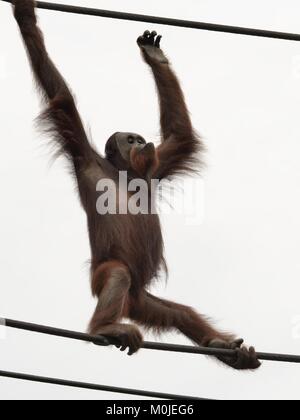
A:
[
  {"left": 13, "top": 0, "right": 97, "bottom": 165},
  {"left": 138, "top": 31, "right": 205, "bottom": 179}
]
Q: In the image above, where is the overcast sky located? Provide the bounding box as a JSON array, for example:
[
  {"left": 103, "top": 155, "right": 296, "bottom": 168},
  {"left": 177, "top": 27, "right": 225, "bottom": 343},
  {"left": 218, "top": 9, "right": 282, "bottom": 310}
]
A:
[{"left": 0, "top": 0, "right": 300, "bottom": 400}]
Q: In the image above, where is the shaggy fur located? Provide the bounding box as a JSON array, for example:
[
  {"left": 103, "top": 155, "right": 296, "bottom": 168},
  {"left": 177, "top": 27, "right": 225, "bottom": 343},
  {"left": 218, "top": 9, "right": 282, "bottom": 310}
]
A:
[{"left": 11, "top": 1, "right": 261, "bottom": 370}]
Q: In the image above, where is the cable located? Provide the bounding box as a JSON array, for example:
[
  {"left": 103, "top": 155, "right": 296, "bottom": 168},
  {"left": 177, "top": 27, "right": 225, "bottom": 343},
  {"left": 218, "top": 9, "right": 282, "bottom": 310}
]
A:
[
  {"left": 3, "top": 318, "right": 110, "bottom": 347},
  {"left": 1, "top": 0, "right": 300, "bottom": 42},
  {"left": 2, "top": 318, "right": 300, "bottom": 364},
  {"left": 0, "top": 370, "right": 207, "bottom": 400}
]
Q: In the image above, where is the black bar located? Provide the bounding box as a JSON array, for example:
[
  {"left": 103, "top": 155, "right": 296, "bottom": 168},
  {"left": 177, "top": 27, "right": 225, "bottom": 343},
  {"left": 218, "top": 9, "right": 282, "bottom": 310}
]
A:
[
  {"left": 0, "top": 370, "right": 206, "bottom": 400},
  {"left": 2, "top": 318, "right": 300, "bottom": 364},
  {"left": 2, "top": 0, "right": 300, "bottom": 42}
]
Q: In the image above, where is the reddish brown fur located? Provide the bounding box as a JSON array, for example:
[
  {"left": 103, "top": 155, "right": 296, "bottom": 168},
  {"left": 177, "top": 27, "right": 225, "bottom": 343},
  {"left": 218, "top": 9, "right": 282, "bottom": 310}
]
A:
[
  {"left": 11, "top": 1, "right": 260, "bottom": 369},
  {"left": 130, "top": 143, "right": 159, "bottom": 178},
  {"left": 91, "top": 260, "right": 127, "bottom": 298},
  {"left": 88, "top": 262, "right": 131, "bottom": 335}
]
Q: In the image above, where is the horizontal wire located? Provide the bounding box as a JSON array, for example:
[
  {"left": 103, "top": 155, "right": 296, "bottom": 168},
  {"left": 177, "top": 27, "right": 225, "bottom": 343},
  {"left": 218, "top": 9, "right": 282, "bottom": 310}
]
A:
[
  {"left": 1, "top": 0, "right": 300, "bottom": 41},
  {"left": 2, "top": 318, "right": 300, "bottom": 364},
  {"left": 0, "top": 370, "right": 207, "bottom": 400},
  {"left": 3, "top": 318, "right": 110, "bottom": 346}
]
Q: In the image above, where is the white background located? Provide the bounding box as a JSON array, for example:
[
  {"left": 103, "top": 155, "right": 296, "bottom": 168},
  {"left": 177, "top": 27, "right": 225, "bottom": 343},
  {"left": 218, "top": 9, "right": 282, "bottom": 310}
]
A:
[{"left": 0, "top": 0, "right": 300, "bottom": 400}]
